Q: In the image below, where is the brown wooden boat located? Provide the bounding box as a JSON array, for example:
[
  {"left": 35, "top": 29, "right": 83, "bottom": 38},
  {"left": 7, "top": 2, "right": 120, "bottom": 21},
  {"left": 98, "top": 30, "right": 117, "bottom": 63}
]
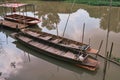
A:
[
  {"left": 0, "top": 3, "right": 40, "bottom": 25},
  {"left": 4, "top": 14, "right": 40, "bottom": 25},
  {"left": 20, "top": 28, "right": 98, "bottom": 55},
  {"left": 14, "top": 32, "right": 99, "bottom": 71}
]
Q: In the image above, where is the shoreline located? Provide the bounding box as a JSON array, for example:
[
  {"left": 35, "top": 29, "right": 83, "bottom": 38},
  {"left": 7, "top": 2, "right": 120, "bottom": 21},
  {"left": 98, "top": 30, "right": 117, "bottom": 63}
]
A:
[{"left": 65, "top": 0, "right": 120, "bottom": 7}]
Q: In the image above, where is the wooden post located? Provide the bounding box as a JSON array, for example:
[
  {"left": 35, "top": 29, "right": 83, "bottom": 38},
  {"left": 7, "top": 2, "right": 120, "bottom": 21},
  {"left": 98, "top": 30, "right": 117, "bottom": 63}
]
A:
[
  {"left": 96, "top": 40, "right": 103, "bottom": 58},
  {"left": 33, "top": 4, "right": 36, "bottom": 18},
  {"left": 28, "top": 53, "right": 31, "bottom": 62},
  {"left": 103, "top": 57, "right": 108, "bottom": 80},
  {"left": 25, "top": 5, "right": 27, "bottom": 17},
  {"left": 106, "top": 51, "right": 109, "bottom": 58},
  {"left": 105, "top": 0, "right": 112, "bottom": 57},
  {"left": 62, "top": 13, "right": 70, "bottom": 37},
  {"left": 109, "top": 42, "right": 113, "bottom": 58},
  {"left": 0, "top": 22, "right": 3, "bottom": 30},
  {"left": 88, "top": 38, "right": 91, "bottom": 46},
  {"left": 56, "top": 24, "right": 59, "bottom": 37},
  {"left": 82, "top": 23, "right": 85, "bottom": 44},
  {"left": 62, "top": 0, "right": 76, "bottom": 37},
  {"left": 16, "top": 24, "right": 19, "bottom": 32}
]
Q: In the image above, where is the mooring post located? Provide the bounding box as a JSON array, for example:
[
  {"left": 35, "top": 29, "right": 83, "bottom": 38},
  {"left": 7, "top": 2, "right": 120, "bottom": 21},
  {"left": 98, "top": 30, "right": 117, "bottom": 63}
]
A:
[
  {"left": 0, "top": 22, "right": 3, "bottom": 29},
  {"left": 16, "top": 24, "right": 19, "bottom": 32},
  {"left": 33, "top": 4, "right": 36, "bottom": 18},
  {"left": 109, "top": 42, "right": 114, "bottom": 58},
  {"left": 28, "top": 53, "right": 31, "bottom": 62},
  {"left": 82, "top": 23, "right": 85, "bottom": 44},
  {"left": 103, "top": 57, "right": 108, "bottom": 80},
  {"left": 96, "top": 40, "right": 103, "bottom": 58},
  {"left": 88, "top": 38, "right": 91, "bottom": 46}
]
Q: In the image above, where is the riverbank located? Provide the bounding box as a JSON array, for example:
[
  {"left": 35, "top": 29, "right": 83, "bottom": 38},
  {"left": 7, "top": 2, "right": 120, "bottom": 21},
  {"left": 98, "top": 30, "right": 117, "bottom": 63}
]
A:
[{"left": 65, "top": 0, "right": 120, "bottom": 7}]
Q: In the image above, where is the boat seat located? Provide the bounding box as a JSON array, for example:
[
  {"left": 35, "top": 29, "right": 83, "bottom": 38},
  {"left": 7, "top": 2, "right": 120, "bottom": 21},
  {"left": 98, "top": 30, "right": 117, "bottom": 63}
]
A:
[
  {"left": 26, "top": 31, "right": 40, "bottom": 37},
  {"left": 63, "top": 51, "right": 75, "bottom": 59},
  {"left": 40, "top": 36, "right": 52, "bottom": 40},
  {"left": 51, "top": 39, "right": 62, "bottom": 43}
]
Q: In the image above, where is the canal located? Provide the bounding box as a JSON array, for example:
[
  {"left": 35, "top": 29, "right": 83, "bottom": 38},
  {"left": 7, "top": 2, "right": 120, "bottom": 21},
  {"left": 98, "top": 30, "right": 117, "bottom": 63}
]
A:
[{"left": 0, "top": 1, "right": 120, "bottom": 80}]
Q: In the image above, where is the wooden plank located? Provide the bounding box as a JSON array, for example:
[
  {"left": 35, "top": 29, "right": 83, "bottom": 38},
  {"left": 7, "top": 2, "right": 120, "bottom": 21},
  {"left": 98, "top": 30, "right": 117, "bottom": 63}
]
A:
[
  {"left": 18, "top": 35, "right": 32, "bottom": 42},
  {"left": 39, "top": 36, "right": 52, "bottom": 40},
  {"left": 51, "top": 39, "right": 62, "bottom": 43},
  {"left": 29, "top": 40, "right": 48, "bottom": 49},
  {"left": 45, "top": 47, "right": 64, "bottom": 55},
  {"left": 26, "top": 31, "right": 40, "bottom": 37},
  {"left": 63, "top": 51, "right": 75, "bottom": 59},
  {"left": 29, "top": 40, "right": 49, "bottom": 50},
  {"left": 0, "top": 20, "right": 28, "bottom": 29}
]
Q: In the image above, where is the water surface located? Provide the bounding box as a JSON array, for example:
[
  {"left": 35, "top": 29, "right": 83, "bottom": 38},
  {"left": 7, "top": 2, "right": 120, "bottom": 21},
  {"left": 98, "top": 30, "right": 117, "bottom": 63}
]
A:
[{"left": 0, "top": 1, "right": 120, "bottom": 80}]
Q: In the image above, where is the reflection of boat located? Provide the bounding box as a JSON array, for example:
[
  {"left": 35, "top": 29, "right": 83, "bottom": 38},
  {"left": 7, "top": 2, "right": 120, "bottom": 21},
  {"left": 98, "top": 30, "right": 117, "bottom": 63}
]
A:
[
  {"left": 13, "top": 32, "right": 99, "bottom": 71},
  {"left": 0, "top": 3, "right": 40, "bottom": 28},
  {"left": 21, "top": 28, "right": 98, "bottom": 54}
]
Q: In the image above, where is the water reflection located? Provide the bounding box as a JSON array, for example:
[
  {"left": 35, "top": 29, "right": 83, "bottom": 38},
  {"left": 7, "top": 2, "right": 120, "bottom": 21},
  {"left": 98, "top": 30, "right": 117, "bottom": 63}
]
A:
[
  {"left": 100, "top": 7, "right": 120, "bottom": 33},
  {"left": 0, "top": 1, "right": 120, "bottom": 80},
  {"left": 39, "top": 9, "right": 101, "bottom": 43},
  {"left": 41, "top": 13, "right": 60, "bottom": 30},
  {"left": 0, "top": 31, "right": 23, "bottom": 80}
]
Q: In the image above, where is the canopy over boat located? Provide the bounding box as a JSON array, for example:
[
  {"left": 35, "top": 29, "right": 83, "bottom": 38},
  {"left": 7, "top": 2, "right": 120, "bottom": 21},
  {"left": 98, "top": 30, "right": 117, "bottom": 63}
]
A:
[
  {"left": 0, "top": 3, "right": 32, "bottom": 8},
  {"left": 0, "top": 2, "right": 40, "bottom": 26}
]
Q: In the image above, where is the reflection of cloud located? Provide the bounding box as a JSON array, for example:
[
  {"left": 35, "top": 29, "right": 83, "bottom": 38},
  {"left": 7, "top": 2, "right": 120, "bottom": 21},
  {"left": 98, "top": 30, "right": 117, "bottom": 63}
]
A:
[
  {"left": 58, "top": 9, "right": 101, "bottom": 41},
  {"left": 0, "top": 45, "right": 23, "bottom": 79},
  {"left": 38, "top": 8, "right": 101, "bottom": 42}
]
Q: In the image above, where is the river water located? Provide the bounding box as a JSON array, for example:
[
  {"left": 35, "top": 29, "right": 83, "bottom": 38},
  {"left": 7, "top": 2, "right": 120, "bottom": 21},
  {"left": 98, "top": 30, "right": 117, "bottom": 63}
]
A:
[{"left": 0, "top": 1, "right": 120, "bottom": 80}]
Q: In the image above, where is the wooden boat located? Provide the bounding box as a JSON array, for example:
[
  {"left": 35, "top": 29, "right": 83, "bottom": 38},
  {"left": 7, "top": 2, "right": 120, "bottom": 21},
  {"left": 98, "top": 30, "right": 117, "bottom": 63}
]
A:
[
  {"left": 0, "top": 3, "right": 40, "bottom": 25},
  {"left": 14, "top": 32, "right": 99, "bottom": 71},
  {"left": 20, "top": 28, "right": 98, "bottom": 55},
  {"left": 4, "top": 14, "right": 40, "bottom": 25}
]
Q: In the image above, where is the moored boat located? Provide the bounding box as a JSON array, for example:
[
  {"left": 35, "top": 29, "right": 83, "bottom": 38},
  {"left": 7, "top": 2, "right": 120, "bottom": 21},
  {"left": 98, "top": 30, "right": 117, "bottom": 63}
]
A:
[
  {"left": 20, "top": 28, "right": 98, "bottom": 55},
  {"left": 0, "top": 2, "right": 40, "bottom": 25},
  {"left": 14, "top": 32, "right": 99, "bottom": 71},
  {"left": 4, "top": 14, "right": 40, "bottom": 25}
]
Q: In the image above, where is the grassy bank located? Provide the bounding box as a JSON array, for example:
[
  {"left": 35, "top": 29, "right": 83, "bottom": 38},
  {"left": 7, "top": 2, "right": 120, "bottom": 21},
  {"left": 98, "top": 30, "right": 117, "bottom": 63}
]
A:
[{"left": 65, "top": 0, "right": 120, "bottom": 7}]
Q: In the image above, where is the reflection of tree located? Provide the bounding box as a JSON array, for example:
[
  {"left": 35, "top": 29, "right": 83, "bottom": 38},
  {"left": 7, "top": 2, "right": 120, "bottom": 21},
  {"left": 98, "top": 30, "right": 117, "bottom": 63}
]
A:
[
  {"left": 100, "top": 7, "right": 120, "bottom": 33},
  {"left": 41, "top": 13, "right": 60, "bottom": 30}
]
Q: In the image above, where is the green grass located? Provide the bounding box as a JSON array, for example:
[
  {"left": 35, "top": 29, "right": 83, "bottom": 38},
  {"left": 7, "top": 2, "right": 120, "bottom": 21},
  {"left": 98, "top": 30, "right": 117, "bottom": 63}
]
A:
[{"left": 65, "top": 0, "right": 120, "bottom": 7}]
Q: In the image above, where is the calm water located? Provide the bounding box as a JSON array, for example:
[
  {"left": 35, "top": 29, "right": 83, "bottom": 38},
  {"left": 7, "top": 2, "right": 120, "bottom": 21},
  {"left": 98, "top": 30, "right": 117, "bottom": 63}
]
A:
[{"left": 0, "top": 1, "right": 120, "bottom": 80}]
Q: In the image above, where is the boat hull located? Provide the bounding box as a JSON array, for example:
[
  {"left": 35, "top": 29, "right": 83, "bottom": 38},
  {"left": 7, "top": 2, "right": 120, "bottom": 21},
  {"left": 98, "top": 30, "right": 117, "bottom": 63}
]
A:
[{"left": 14, "top": 33, "right": 99, "bottom": 71}]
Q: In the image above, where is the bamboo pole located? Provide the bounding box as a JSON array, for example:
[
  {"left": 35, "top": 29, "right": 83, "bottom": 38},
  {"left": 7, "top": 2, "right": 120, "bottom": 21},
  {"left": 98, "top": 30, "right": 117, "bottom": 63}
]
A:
[
  {"left": 109, "top": 42, "right": 113, "bottom": 58},
  {"left": 82, "top": 23, "right": 85, "bottom": 44},
  {"left": 25, "top": 5, "right": 27, "bottom": 17},
  {"left": 103, "top": 56, "right": 108, "bottom": 80},
  {"left": 96, "top": 40, "right": 103, "bottom": 58},
  {"left": 105, "top": 0, "right": 112, "bottom": 57},
  {"left": 28, "top": 53, "right": 31, "bottom": 62},
  {"left": 56, "top": 24, "right": 58, "bottom": 37},
  {"left": 88, "top": 38, "right": 91, "bottom": 46},
  {"left": 33, "top": 4, "right": 36, "bottom": 18},
  {"left": 62, "top": 0, "right": 76, "bottom": 37}
]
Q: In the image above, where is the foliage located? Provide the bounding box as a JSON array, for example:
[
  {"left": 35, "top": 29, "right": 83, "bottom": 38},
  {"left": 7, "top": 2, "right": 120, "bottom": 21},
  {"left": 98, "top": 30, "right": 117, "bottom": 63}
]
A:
[{"left": 65, "top": 0, "right": 120, "bottom": 7}]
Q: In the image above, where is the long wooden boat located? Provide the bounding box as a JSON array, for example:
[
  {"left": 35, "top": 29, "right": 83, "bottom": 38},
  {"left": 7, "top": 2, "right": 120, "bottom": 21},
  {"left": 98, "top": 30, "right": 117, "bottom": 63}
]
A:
[
  {"left": 0, "top": 3, "right": 40, "bottom": 25},
  {"left": 14, "top": 32, "right": 99, "bottom": 71},
  {"left": 20, "top": 28, "right": 98, "bottom": 55}
]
